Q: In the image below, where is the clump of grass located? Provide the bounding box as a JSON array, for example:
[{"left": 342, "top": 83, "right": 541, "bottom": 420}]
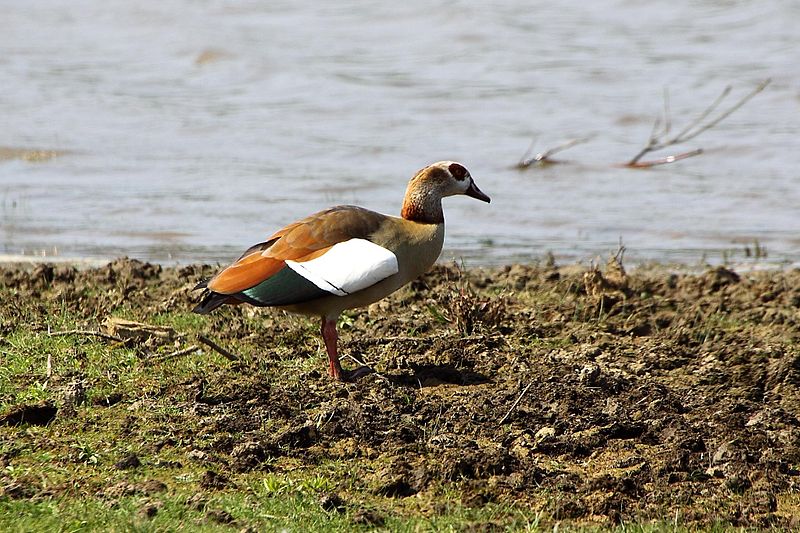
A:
[
  {"left": 449, "top": 286, "right": 508, "bottom": 335},
  {"left": 427, "top": 265, "right": 509, "bottom": 335}
]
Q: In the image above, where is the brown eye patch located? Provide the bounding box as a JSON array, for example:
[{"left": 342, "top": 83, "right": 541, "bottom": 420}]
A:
[{"left": 448, "top": 163, "right": 468, "bottom": 181}]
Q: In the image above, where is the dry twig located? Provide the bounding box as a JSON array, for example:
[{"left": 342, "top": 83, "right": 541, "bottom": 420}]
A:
[
  {"left": 197, "top": 335, "right": 239, "bottom": 362},
  {"left": 343, "top": 352, "right": 373, "bottom": 367},
  {"left": 153, "top": 345, "right": 200, "bottom": 363},
  {"left": 628, "top": 149, "right": 704, "bottom": 167},
  {"left": 517, "top": 136, "right": 595, "bottom": 168},
  {"left": 626, "top": 79, "right": 771, "bottom": 168},
  {"left": 498, "top": 381, "right": 533, "bottom": 425},
  {"left": 342, "top": 353, "right": 394, "bottom": 384}
]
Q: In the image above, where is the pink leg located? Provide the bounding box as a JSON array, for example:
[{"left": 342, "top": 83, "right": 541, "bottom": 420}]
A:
[
  {"left": 321, "top": 318, "right": 343, "bottom": 379},
  {"left": 320, "top": 317, "right": 373, "bottom": 382}
]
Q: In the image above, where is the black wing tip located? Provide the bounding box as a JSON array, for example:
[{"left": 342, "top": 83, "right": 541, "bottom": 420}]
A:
[
  {"left": 193, "top": 291, "right": 228, "bottom": 314},
  {"left": 192, "top": 303, "right": 210, "bottom": 315},
  {"left": 193, "top": 279, "right": 209, "bottom": 291}
]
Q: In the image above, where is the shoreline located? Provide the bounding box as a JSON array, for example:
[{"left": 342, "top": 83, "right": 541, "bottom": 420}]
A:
[{"left": 0, "top": 252, "right": 797, "bottom": 274}]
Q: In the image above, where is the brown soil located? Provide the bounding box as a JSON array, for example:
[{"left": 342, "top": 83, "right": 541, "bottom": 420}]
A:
[{"left": 2, "top": 257, "right": 800, "bottom": 527}]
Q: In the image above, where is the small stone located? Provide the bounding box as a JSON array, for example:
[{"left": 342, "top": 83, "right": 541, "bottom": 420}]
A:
[
  {"left": 712, "top": 441, "right": 734, "bottom": 465},
  {"left": 535, "top": 426, "right": 556, "bottom": 442},
  {"left": 187, "top": 449, "right": 209, "bottom": 462},
  {"left": 579, "top": 364, "right": 601, "bottom": 385}
]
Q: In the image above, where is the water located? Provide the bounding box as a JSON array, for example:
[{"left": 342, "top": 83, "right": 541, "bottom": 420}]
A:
[{"left": 1, "top": 0, "right": 798, "bottom": 267}]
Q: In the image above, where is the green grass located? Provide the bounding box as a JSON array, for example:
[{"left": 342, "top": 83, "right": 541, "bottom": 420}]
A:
[
  {"left": 0, "top": 494, "right": 751, "bottom": 533},
  {"left": 0, "top": 493, "right": 543, "bottom": 533}
]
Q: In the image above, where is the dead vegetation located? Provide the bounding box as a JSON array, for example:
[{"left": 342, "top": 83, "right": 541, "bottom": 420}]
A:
[{"left": 517, "top": 79, "right": 771, "bottom": 169}]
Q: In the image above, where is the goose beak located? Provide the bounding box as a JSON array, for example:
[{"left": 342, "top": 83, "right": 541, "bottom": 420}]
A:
[{"left": 465, "top": 180, "right": 490, "bottom": 203}]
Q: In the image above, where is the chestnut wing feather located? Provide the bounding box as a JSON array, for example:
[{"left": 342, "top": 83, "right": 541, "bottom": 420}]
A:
[{"left": 205, "top": 206, "right": 388, "bottom": 298}]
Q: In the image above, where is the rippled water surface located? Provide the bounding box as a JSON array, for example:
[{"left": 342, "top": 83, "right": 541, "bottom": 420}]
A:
[{"left": 1, "top": 1, "right": 798, "bottom": 266}]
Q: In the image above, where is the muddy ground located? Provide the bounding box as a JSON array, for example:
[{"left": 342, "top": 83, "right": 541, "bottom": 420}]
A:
[{"left": 2, "top": 257, "right": 800, "bottom": 528}]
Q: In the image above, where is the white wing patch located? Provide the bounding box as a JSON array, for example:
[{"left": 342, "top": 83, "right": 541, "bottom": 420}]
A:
[{"left": 286, "top": 239, "right": 399, "bottom": 297}]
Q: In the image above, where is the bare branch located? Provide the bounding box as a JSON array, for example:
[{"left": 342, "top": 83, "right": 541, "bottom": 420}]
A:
[
  {"left": 629, "top": 116, "right": 664, "bottom": 165},
  {"left": 626, "top": 148, "right": 704, "bottom": 168},
  {"left": 649, "top": 115, "right": 662, "bottom": 146},
  {"left": 676, "top": 79, "right": 770, "bottom": 143},
  {"left": 626, "top": 79, "right": 770, "bottom": 167},
  {"left": 672, "top": 85, "right": 732, "bottom": 141},
  {"left": 516, "top": 137, "right": 539, "bottom": 167},
  {"left": 517, "top": 136, "right": 595, "bottom": 168}
]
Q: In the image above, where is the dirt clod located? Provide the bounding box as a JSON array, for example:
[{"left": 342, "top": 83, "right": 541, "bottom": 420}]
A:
[
  {"left": 141, "top": 479, "right": 167, "bottom": 495},
  {"left": 138, "top": 502, "right": 161, "bottom": 519},
  {"left": 351, "top": 509, "right": 385, "bottom": 527},
  {"left": 319, "top": 492, "right": 345, "bottom": 513},
  {"left": 114, "top": 453, "right": 141, "bottom": 470},
  {"left": 206, "top": 509, "right": 235, "bottom": 525},
  {"left": 186, "top": 493, "right": 208, "bottom": 511},
  {"left": 200, "top": 470, "right": 230, "bottom": 491}
]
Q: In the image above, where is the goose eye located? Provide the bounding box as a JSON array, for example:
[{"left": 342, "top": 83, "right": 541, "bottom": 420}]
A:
[{"left": 448, "top": 163, "right": 468, "bottom": 181}]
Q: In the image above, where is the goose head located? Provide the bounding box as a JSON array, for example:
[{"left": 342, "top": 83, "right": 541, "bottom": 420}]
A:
[{"left": 401, "top": 161, "right": 490, "bottom": 223}]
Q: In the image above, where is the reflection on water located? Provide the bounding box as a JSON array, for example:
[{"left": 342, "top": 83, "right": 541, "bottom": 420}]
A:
[{"left": 1, "top": 1, "right": 799, "bottom": 267}]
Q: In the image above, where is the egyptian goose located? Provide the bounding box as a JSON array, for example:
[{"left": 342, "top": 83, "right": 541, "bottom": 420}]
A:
[{"left": 193, "top": 161, "right": 490, "bottom": 381}]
